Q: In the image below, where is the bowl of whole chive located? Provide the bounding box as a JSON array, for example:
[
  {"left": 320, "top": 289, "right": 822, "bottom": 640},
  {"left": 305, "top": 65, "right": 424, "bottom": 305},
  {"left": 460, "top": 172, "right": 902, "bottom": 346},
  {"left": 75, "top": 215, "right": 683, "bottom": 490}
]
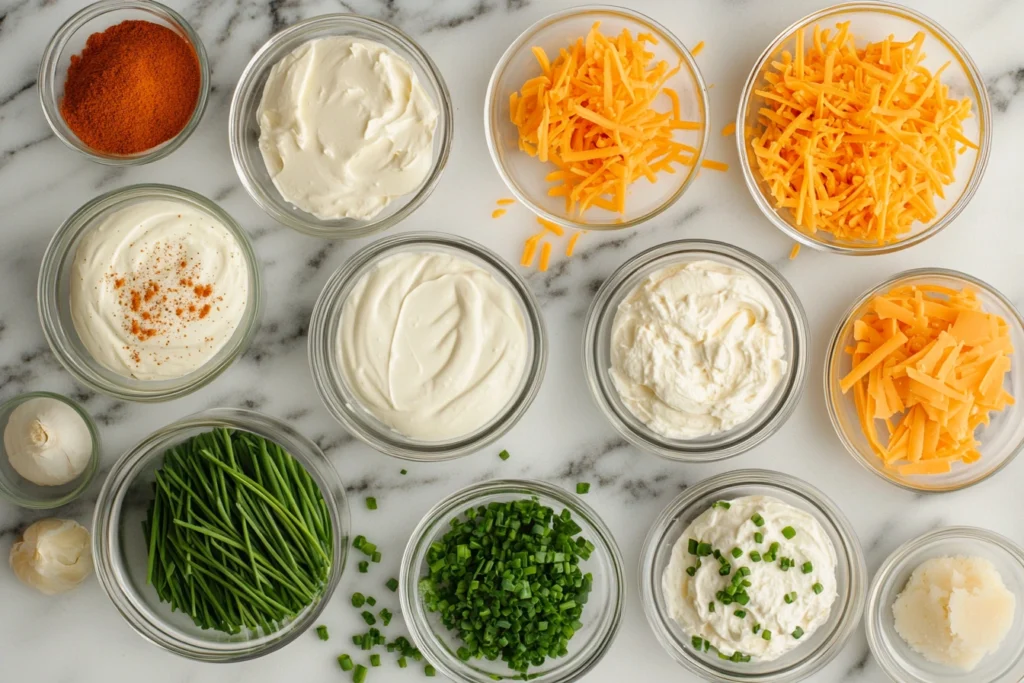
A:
[
  {"left": 92, "top": 408, "right": 350, "bottom": 662},
  {"left": 399, "top": 478, "right": 625, "bottom": 683}
]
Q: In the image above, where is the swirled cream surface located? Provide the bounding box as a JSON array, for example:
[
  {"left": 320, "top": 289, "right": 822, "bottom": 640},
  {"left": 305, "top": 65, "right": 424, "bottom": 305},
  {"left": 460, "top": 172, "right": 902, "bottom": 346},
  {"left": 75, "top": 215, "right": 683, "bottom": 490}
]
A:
[
  {"left": 258, "top": 37, "right": 439, "bottom": 220},
  {"left": 610, "top": 260, "right": 787, "bottom": 439},
  {"left": 69, "top": 200, "right": 249, "bottom": 381},
  {"left": 663, "top": 496, "right": 839, "bottom": 661},
  {"left": 339, "top": 251, "right": 528, "bottom": 441}
]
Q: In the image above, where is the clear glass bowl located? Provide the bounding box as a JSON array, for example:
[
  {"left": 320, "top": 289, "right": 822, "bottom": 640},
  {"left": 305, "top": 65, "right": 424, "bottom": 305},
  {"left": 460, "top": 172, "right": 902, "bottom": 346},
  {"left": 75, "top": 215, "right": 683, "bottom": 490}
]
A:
[
  {"left": 38, "top": 0, "right": 210, "bottom": 165},
  {"left": 485, "top": 4, "right": 709, "bottom": 231},
  {"left": 865, "top": 526, "right": 1024, "bottom": 683},
  {"left": 0, "top": 391, "right": 100, "bottom": 509},
  {"left": 824, "top": 269, "right": 1024, "bottom": 492},
  {"left": 37, "top": 184, "right": 263, "bottom": 402},
  {"left": 736, "top": 1, "right": 991, "bottom": 255},
  {"left": 91, "top": 408, "right": 350, "bottom": 662},
  {"left": 229, "top": 14, "right": 453, "bottom": 239},
  {"left": 639, "top": 469, "right": 867, "bottom": 683},
  {"left": 308, "top": 232, "right": 547, "bottom": 460},
  {"left": 399, "top": 479, "right": 625, "bottom": 683},
  {"left": 582, "top": 239, "right": 808, "bottom": 461}
]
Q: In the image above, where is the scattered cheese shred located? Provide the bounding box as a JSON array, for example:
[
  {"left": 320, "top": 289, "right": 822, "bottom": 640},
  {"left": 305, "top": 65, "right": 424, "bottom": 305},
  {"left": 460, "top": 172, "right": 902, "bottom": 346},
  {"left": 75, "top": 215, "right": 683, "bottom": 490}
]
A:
[
  {"left": 497, "top": 198, "right": 516, "bottom": 206},
  {"left": 750, "top": 22, "right": 976, "bottom": 246},
  {"left": 701, "top": 158, "right": 729, "bottom": 172},
  {"left": 511, "top": 22, "right": 701, "bottom": 218},
  {"left": 566, "top": 231, "right": 583, "bottom": 257},
  {"left": 789, "top": 243, "right": 801, "bottom": 260},
  {"left": 691, "top": 40, "right": 705, "bottom": 56},
  {"left": 492, "top": 208, "right": 507, "bottom": 219},
  {"left": 839, "top": 283, "right": 1014, "bottom": 476},
  {"left": 721, "top": 122, "right": 736, "bottom": 137},
  {"left": 537, "top": 216, "right": 564, "bottom": 236},
  {"left": 538, "top": 241, "right": 552, "bottom": 272}
]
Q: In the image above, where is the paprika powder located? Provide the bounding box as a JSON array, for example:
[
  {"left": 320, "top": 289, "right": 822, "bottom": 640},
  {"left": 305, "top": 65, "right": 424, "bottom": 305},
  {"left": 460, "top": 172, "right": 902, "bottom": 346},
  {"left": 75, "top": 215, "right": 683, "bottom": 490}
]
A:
[{"left": 60, "top": 20, "right": 201, "bottom": 155}]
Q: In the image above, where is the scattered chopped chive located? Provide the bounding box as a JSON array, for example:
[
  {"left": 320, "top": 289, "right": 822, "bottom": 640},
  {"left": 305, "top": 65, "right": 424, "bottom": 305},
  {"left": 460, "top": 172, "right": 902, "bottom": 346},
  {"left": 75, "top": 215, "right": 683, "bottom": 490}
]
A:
[
  {"left": 762, "top": 630, "right": 772, "bottom": 641},
  {"left": 686, "top": 566, "right": 696, "bottom": 577},
  {"left": 688, "top": 539, "right": 699, "bottom": 555},
  {"left": 718, "top": 652, "right": 730, "bottom": 661},
  {"left": 704, "top": 640, "right": 710, "bottom": 652},
  {"left": 709, "top": 601, "right": 715, "bottom": 613},
  {"left": 769, "top": 542, "right": 780, "bottom": 554},
  {"left": 751, "top": 513, "right": 765, "bottom": 527},
  {"left": 712, "top": 501, "right": 731, "bottom": 509},
  {"left": 352, "top": 635, "right": 363, "bottom": 647},
  {"left": 738, "top": 567, "right": 751, "bottom": 577},
  {"left": 813, "top": 582, "right": 824, "bottom": 594},
  {"left": 316, "top": 625, "right": 329, "bottom": 641},
  {"left": 784, "top": 591, "right": 797, "bottom": 604},
  {"left": 366, "top": 497, "right": 377, "bottom": 510},
  {"left": 779, "top": 557, "right": 791, "bottom": 571},
  {"left": 366, "top": 596, "right": 377, "bottom": 607},
  {"left": 380, "top": 608, "right": 393, "bottom": 626},
  {"left": 754, "top": 532, "right": 764, "bottom": 544},
  {"left": 358, "top": 560, "right": 369, "bottom": 573},
  {"left": 719, "top": 564, "right": 731, "bottom": 576},
  {"left": 498, "top": 450, "right": 510, "bottom": 461},
  {"left": 353, "top": 534, "right": 366, "bottom": 549},
  {"left": 576, "top": 482, "right": 591, "bottom": 494},
  {"left": 352, "top": 593, "right": 366, "bottom": 607},
  {"left": 734, "top": 609, "right": 747, "bottom": 618},
  {"left": 753, "top": 623, "right": 761, "bottom": 634},
  {"left": 730, "top": 547, "right": 743, "bottom": 559},
  {"left": 386, "top": 578, "right": 399, "bottom": 592},
  {"left": 370, "top": 654, "right": 381, "bottom": 667},
  {"left": 371, "top": 551, "right": 382, "bottom": 563},
  {"left": 400, "top": 469, "right": 408, "bottom": 475},
  {"left": 792, "top": 627, "right": 804, "bottom": 639},
  {"left": 398, "top": 657, "right": 408, "bottom": 668},
  {"left": 339, "top": 654, "right": 354, "bottom": 671},
  {"left": 781, "top": 526, "right": 796, "bottom": 539},
  {"left": 714, "top": 549, "right": 722, "bottom": 560},
  {"left": 424, "top": 664, "right": 436, "bottom": 677},
  {"left": 692, "top": 635, "right": 703, "bottom": 649},
  {"left": 749, "top": 550, "right": 762, "bottom": 562},
  {"left": 735, "top": 593, "right": 750, "bottom": 605},
  {"left": 697, "top": 542, "right": 713, "bottom": 556},
  {"left": 353, "top": 664, "right": 368, "bottom": 683},
  {"left": 361, "top": 611, "right": 376, "bottom": 625},
  {"left": 802, "top": 561, "right": 813, "bottom": 574},
  {"left": 763, "top": 553, "right": 776, "bottom": 563}
]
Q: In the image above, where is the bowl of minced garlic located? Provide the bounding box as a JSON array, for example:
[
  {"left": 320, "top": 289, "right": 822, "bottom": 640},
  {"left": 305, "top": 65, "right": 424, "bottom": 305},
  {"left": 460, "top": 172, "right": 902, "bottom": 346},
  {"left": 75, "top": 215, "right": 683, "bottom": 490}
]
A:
[{"left": 737, "top": 3, "right": 991, "bottom": 254}]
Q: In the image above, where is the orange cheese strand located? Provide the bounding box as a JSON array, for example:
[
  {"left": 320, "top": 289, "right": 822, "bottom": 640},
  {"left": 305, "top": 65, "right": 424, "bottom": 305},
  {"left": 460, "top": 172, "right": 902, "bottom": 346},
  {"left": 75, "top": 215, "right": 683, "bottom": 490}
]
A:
[
  {"left": 566, "top": 231, "right": 583, "bottom": 257},
  {"left": 691, "top": 40, "right": 705, "bottom": 56},
  {"left": 721, "top": 122, "right": 736, "bottom": 137},
  {"left": 839, "top": 284, "right": 1014, "bottom": 475},
  {"left": 511, "top": 22, "right": 700, "bottom": 218},
  {"left": 788, "top": 243, "right": 801, "bottom": 260},
  {"left": 496, "top": 198, "right": 516, "bottom": 206},
  {"left": 538, "top": 241, "right": 552, "bottom": 272},
  {"left": 751, "top": 23, "right": 976, "bottom": 246},
  {"left": 492, "top": 208, "right": 507, "bottom": 219}
]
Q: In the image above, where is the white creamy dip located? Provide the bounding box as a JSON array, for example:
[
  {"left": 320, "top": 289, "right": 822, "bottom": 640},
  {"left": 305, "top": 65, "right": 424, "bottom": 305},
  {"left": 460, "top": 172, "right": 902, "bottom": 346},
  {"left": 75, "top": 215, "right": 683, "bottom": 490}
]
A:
[
  {"left": 258, "top": 37, "right": 439, "bottom": 220},
  {"left": 69, "top": 200, "right": 249, "bottom": 381},
  {"left": 610, "top": 260, "right": 787, "bottom": 439},
  {"left": 663, "top": 496, "right": 838, "bottom": 661},
  {"left": 339, "top": 251, "right": 528, "bottom": 441}
]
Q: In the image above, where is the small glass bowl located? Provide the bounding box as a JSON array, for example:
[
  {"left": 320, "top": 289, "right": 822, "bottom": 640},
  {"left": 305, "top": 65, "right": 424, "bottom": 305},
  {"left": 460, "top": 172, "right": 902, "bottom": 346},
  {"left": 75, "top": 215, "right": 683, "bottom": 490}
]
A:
[
  {"left": 640, "top": 469, "right": 867, "bottom": 683},
  {"left": 38, "top": 0, "right": 210, "bottom": 165},
  {"left": 38, "top": 184, "right": 263, "bottom": 402},
  {"left": 92, "top": 408, "right": 350, "bottom": 662},
  {"left": 485, "top": 5, "right": 709, "bottom": 231},
  {"left": 308, "top": 232, "right": 547, "bottom": 460},
  {"left": 0, "top": 391, "right": 100, "bottom": 509},
  {"left": 582, "top": 239, "right": 808, "bottom": 461},
  {"left": 399, "top": 479, "right": 625, "bottom": 683},
  {"left": 824, "top": 269, "right": 1024, "bottom": 493},
  {"left": 736, "top": 1, "right": 991, "bottom": 255},
  {"left": 865, "top": 526, "right": 1024, "bottom": 683},
  {"left": 229, "top": 14, "right": 453, "bottom": 239}
]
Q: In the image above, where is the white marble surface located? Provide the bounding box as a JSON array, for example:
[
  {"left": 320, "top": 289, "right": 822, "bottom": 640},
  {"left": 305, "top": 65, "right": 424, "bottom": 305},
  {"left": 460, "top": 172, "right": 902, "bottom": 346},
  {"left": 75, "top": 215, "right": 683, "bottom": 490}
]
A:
[{"left": 1, "top": 0, "right": 1023, "bottom": 680}]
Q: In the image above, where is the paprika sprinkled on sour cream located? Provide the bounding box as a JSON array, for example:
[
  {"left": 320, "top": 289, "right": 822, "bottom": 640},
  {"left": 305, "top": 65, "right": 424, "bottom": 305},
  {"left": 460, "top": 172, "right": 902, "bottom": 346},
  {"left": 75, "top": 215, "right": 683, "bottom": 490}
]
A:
[{"left": 69, "top": 200, "right": 248, "bottom": 381}]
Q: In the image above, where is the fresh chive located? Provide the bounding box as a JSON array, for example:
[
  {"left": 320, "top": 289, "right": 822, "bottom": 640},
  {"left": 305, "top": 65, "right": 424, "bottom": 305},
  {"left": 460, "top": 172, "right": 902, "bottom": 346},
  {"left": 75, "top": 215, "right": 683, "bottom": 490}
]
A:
[
  {"left": 380, "top": 608, "right": 392, "bottom": 626},
  {"left": 781, "top": 526, "right": 796, "bottom": 539},
  {"left": 358, "top": 561, "right": 369, "bottom": 573},
  {"left": 719, "top": 564, "right": 731, "bottom": 576},
  {"left": 692, "top": 635, "right": 703, "bottom": 649},
  {"left": 751, "top": 514, "right": 765, "bottom": 527},
  {"left": 370, "top": 654, "right": 381, "bottom": 667},
  {"left": 753, "top": 623, "right": 761, "bottom": 634},
  {"left": 792, "top": 627, "right": 804, "bottom": 639},
  {"left": 316, "top": 625, "right": 329, "bottom": 641},
  {"left": 712, "top": 501, "right": 731, "bottom": 509},
  {"left": 397, "top": 657, "right": 408, "bottom": 668},
  {"left": 400, "top": 469, "right": 407, "bottom": 475},
  {"left": 366, "top": 497, "right": 377, "bottom": 511},
  {"left": 688, "top": 539, "right": 699, "bottom": 555},
  {"left": 733, "top": 609, "right": 747, "bottom": 618},
  {"left": 730, "top": 547, "right": 743, "bottom": 559},
  {"left": 366, "top": 596, "right": 376, "bottom": 607},
  {"left": 754, "top": 532, "right": 764, "bottom": 544},
  {"left": 784, "top": 591, "right": 797, "bottom": 604},
  {"left": 352, "top": 592, "right": 365, "bottom": 607},
  {"left": 338, "top": 654, "right": 354, "bottom": 671},
  {"left": 498, "top": 450, "right": 510, "bottom": 461},
  {"left": 813, "top": 582, "right": 824, "bottom": 594},
  {"left": 749, "top": 550, "right": 761, "bottom": 562},
  {"left": 708, "top": 601, "right": 715, "bottom": 613},
  {"left": 697, "top": 542, "right": 713, "bottom": 556},
  {"left": 371, "top": 551, "right": 382, "bottom": 563},
  {"left": 361, "top": 611, "right": 376, "bottom": 625},
  {"left": 424, "top": 664, "right": 436, "bottom": 677},
  {"left": 576, "top": 482, "right": 590, "bottom": 494},
  {"left": 686, "top": 566, "right": 696, "bottom": 577},
  {"left": 386, "top": 578, "right": 399, "bottom": 592},
  {"left": 762, "top": 630, "right": 772, "bottom": 641},
  {"left": 735, "top": 593, "right": 750, "bottom": 606},
  {"left": 801, "top": 561, "right": 813, "bottom": 574},
  {"left": 353, "top": 664, "right": 368, "bottom": 683}
]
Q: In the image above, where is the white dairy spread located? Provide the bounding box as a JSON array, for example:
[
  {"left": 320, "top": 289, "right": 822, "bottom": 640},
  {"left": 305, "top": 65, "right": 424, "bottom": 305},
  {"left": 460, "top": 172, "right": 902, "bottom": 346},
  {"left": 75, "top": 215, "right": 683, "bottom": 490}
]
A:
[
  {"left": 663, "top": 496, "right": 838, "bottom": 661},
  {"left": 69, "top": 200, "right": 249, "bottom": 381},
  {"left": 258, "top": 37, "right": 439, "bottom": 220},
  {"left": 610, "top": 259, "right": 787, "bottom": 439},
  {"left": 339, "top": 251, "right": 528, "bottom": 441}
]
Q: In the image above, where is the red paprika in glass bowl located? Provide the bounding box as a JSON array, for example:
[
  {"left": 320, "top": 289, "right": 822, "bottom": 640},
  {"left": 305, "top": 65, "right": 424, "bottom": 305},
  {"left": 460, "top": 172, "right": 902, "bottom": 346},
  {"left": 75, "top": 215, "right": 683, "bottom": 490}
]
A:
[{"left": 39, "top": 0, "right": 210, "bottom": 165}]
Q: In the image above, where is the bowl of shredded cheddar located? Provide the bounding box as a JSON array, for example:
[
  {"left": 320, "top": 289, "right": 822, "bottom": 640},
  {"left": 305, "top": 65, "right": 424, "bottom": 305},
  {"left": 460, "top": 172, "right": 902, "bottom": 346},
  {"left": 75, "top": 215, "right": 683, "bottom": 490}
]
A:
[
  {"left": 737, "top": 2, "right": 992, "bottom": 255},
  {"left": 485, "top": 5, "right": 710, "bottom": 231}
]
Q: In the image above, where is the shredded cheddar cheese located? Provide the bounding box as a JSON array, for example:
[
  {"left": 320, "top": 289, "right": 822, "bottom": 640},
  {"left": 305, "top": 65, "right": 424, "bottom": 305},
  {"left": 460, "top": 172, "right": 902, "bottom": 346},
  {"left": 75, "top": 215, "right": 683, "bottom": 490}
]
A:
[
  {"left": 789, "top": 243, "right": 801, "bottom": 260},
  {"left": 751, "top": 22, "right": 976, "bottom": 246},
  {"left": 492, "top": 208, "right": 507, "bottom": 219},
  {"left": 566, "top": 231, "right": 583, "bottom": 257},
  {"left": 691, "top": 40, "right": 705, "bottom": 57},
  {"left": 721, "top": 122, "right": 736, "bottom": 137},
  {"left": 510, "top": 23, "right": 701, "bottom": 218},
  {"left": 839, "top": 284, "right": 1014, "bottom": 476},
  {"left": 538, "top": 241, "right": 552, "bottom": 272},
  {"left": 497, "top": 198, "right": 516, "bottom": 206}
]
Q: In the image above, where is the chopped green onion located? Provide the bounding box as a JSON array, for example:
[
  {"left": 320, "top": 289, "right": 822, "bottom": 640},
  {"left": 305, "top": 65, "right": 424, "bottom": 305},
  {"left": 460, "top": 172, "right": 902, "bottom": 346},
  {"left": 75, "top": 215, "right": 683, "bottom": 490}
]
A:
[
  {"left": 370, "top": 654, "right": 381, "bottom": 667},
  {"left": 686, "top": 566, "right": 696, "bottom": 577},
  {"left": 380, "top": 608, "right": 392, "bottom": 626},
  {"left": 812, "top": 582, "right": 824, "bottom": 594},
  {"left": 735, "top": 593, "right": 750, "bottom": 606},
  {"left": 692, "top": 635, "right": 703, "bottom": 649},
  {"left": 753, "top": 623, "right": 761, "bottom": 634},
  {"left": 697, "top": 542, "right": 713, "bottom": 556},
  {"left": 751, "top": 513, "right": 765, "bottom": 527},
  {"left": 754, "top": 532, "right": 764, "bottom": 544},
  {"left": 781, "top": 526, "right": 796, "bottom": 539},
  {"left": 361, "top": 611, "right": 376, "bottom": 625},
  {"left": 424, "top": 664, "right": 436, "bottom": 677},
  {"left": 353, "top": 664, "right": 368, "bottom": 683},
  {"left": 316, "top": 625, "right": 329, "bottom": 641},
  {"left": 688, "top": 539, "right": 699, "bottom": 555},
  {"left": 730, "top": 547, "right": 743, "bottom": 559},
  {"left": 398, "top": 657, "right": 408, "bottom": 668},
  {"left": 792, "top": 627, "right": 804, "bottom": 639},
  {"left": 400, "top": 469, "right": 408, "bottom": 475},
  {"left": 708, "top": 601, "right": 715, "bottom": 613},
  {"left": 712, "top": 501, "right": 731, "bottom": 509},
  {"left": 576, "top": 482, "right": 591, "bottom": 494},
  {"left": 366, "top": 596, "right": 376, "bottom": 607},
  {"left": 371, "top": 551, "right": 382, "bottom": 563},
  {"left": 734, "top": 609, "right": 747, "bottom": 618},
  {"left": 749, "top": 550, "right": 762, "bottom": 562},
  {"left": 762, "top": 630, "right": 772, "bottom": 641},
  {"left": 352, "top": 593, "right": 366, "bottom": 607},
  {"left": 386, "top": 578, "right": 399, "bottom": 592},
  {"left": 784, "top": 591, "right": 797, "bottom": 604},
  {"left": 719, "top": 564, "right": 731, "bottom": 576},
  {"left": 498, "top": 450, "right": 510, "bottom": 461},
  {"left": 366, "top": 497, "right": 377, "bottom": 510},
  {"left": 358, "top": 561, "right": 369, "bottom": 573},
  {"left": 339, "top": 654, "right": 354, "bottom": 671},
  {"left": 801, "top": 561, "right": 813, "bottom": 574}
]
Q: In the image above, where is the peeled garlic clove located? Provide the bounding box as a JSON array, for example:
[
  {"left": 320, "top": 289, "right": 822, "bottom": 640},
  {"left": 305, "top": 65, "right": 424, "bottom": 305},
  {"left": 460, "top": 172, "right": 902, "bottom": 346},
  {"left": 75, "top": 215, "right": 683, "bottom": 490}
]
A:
[{"left": 10, "top": 518, "right": 93, "bottom": 595}]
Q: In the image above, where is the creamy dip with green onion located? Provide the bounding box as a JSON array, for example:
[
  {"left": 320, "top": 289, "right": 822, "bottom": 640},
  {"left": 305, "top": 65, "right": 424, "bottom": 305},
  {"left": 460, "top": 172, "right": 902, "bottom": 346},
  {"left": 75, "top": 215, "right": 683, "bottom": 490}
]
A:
[{"left": 663, "top": 495, "right": 838, "bottom": 662}]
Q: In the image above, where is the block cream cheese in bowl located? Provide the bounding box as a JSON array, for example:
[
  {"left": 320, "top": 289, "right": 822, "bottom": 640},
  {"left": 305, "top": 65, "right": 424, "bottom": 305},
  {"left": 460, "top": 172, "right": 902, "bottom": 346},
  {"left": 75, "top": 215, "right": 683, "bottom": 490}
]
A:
[
  {"left": 39, "top": 185, "right": 262, "bottom": 402},
  {"left": 309, "top": 233, "right": 546, "bottom": 460}
]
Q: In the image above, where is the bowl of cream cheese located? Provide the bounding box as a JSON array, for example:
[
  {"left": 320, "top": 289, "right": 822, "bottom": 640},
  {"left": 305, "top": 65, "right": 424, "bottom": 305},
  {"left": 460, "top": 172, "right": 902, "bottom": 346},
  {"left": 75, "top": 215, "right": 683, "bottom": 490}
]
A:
[
  {"left": 583, "top": 240, "right": 808, "bottom": 461},
  {"left": 640, "top": 469, "right": 867, "bottom": 682},
  {"left": 38, "top": 184, "right": 262, "bottom": 402},
  {"left": 230, "top": 14, "right": 453, "bottom": 239},
  {"left": 309, "top": 232, "right": 546, "bottom": 460}
]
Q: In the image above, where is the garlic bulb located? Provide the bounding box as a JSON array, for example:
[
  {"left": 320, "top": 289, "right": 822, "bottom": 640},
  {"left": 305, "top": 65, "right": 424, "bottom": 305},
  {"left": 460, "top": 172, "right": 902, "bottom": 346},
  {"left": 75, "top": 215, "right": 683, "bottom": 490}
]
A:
[
  {"left": 4, "top": 397, "right": 93, "bottom": 486},
  {"left": 10, "top": 518, "right": 93, "bottom": 595}
]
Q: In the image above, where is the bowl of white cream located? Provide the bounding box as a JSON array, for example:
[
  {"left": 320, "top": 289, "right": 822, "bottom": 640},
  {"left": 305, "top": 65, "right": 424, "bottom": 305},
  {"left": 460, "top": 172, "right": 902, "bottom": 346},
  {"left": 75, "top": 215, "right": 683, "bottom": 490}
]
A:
[
  {"left": 0, "top": 392, "right": 100, "bottom": 509},
  {"left": 309, "top": 232, "right": 547, "bottom": 460},
  {"left": 582, "top": 240, "right": 808, "bottom": 462},
  {"left": 866, "top": 526, "right": 1024, "bottom": 683},
  {"left": 38, "top": 184, "right": 262, "bottom": 402},
  {"left": 229, "top": 14, "right": 453, "bottom": 239}
]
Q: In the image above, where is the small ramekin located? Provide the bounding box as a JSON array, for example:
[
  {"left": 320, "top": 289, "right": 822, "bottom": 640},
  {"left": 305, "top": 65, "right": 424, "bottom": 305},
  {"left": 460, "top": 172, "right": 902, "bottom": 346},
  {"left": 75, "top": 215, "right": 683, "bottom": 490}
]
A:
[
  {"left": 229, "top": 14, "right": 453, "bottom": 239},
  {"left": 485, "top": 4, "right": 709, "bottom": 231},
  {"left": 582, "top": 239, "right": 808, "bottom": 461},
  {"left": 0, "top": 391, "right": 100, "bottom": 509},
  {"left": 399, "top": 479, "right": 625, "bottom": 683},
  {"left": 38, "top": 0, "right": 210, "bottom": 165},
  {"left": 866, "top": 526, "right": 1024, "bottom": 683},
  {"left": 38, "top": 184, "right": 263, "bottom": 402},
  {"left": 92, "top": 408, "right": 350, "bottom": 662},
  {"left": 824, "top": 269, "right": 1024, "bottom": 493},
  {"left": 308, "top": 232, "right": 547, "bottom": 460},
  {"left": 736, "top": 2, "right": 991, "bottom": 255},
  {"left": 640, "top": 469, "right": 867, "bottom": 682}
]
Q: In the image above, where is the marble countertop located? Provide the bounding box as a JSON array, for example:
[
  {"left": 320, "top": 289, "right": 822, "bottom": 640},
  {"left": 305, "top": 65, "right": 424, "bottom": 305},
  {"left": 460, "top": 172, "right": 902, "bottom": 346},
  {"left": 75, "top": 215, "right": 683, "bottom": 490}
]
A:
[{"left": 2, "top": 0, "right": 1023, "bottom": 680}]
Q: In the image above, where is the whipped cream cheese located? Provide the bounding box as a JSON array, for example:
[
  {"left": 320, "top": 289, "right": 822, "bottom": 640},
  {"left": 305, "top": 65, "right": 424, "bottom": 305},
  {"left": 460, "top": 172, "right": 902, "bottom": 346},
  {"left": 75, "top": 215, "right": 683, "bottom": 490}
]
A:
[
  {"left": 663, "top": 496, "right": 838, "bottom": 661},
  {"left": 258, "top": 37, "right": 439, "bottom": 220},
  {"left": 609, "top": 259, "right": 787, "bottom": 439},
  {"left": 339, "top": 251, "right": 528, "bottom": 441},
  {"left": 69, "top": 200, "right": 249, "bottom": 381}
]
